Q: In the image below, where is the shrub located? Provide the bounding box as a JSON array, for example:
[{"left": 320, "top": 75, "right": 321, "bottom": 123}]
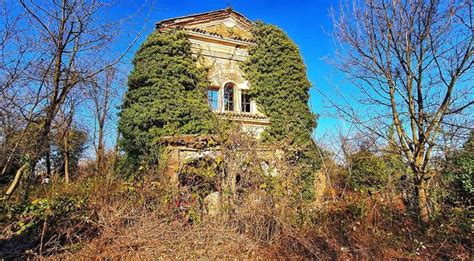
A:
[
  {"left": 349, "top": 150, "right": 390, "bottom": 191},
  {"left": 443, "top": 131, "right": 474, "bottom": 206}
]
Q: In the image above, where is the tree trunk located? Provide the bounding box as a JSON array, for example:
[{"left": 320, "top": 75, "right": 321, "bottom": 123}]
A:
[
  {"left": 22, "top": 160, "right": 37, "bottom": 203},
  {"left": 411, "top": 161, "right": 430, "bottom": 224},
  {"left": 22, "top": 120, "right": 52, "bottom": 201},
  {"left": 5, "top": 163, "right": 27, "bottom": 197},
  {"left": 97, "top": 124, "right": 105, "bottom": 173},
  {"left": 416, "top": 179, "right": 430, "bottom": 224},
  {"left": 64, "top": 152, "right": 70, "bottom": 183},
  {"left": 64, "top": 130, "right": 70, "bottom": 183},
  {"left": 45, "top": 145, "right": 51, "bottom": 177},
  {"left": 410, "top": 150, "right": 431, "bottom": 225}
]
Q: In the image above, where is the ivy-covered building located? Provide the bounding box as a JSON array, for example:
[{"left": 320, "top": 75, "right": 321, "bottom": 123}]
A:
[
  {"left": 120, "top": 7, "right": 317, "bottom": 178},
  {"left": 119, "top": 8, "right": 319, "bottom": 200},
  {"left": 156, "top": 8, "right": 270, "bottom": 138}
]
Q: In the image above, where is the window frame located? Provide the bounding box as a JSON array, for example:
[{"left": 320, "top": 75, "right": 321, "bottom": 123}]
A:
[
  {"left": 207, "top": 87, "right": 220, "bottom": 111},
  {"left": 241, "top": 90, "right": 251, "bottom": 113},
  {"left": 223, "top": 82, "right": 235, "bottom": 112}
]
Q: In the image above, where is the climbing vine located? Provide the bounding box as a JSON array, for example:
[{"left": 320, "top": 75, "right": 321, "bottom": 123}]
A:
[
  {"left": 242, "top": 21, "right": 317, "bottom": 148},
  {"left": 118, "top": 29, "right": 215, "bottom": 172},
  {"left": 242, "top": 21, "right": 320, "bottom": 199}
]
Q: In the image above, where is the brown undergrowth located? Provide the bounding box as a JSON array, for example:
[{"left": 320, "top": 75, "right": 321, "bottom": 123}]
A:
[{"left": 1, "top": 170, "right": 471, "bottom": 259}]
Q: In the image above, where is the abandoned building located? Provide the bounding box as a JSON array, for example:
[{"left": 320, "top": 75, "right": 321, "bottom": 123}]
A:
[
  {"left": 156, "top": 9, "right": 281, "bottom": 188},
  {"left": 157, "top": 8, "right": 270, "bottom": 138},
  {"left": 154, "top": 9, "right": 325, "bottom": 213}
]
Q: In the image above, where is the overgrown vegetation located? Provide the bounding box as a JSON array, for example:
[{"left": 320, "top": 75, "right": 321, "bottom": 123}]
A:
[
  {"left": 242, "top": 21, "right": 320, "bottom": 200},
  {"left": 1, "top": 145, "right": 471, "bottom": 259},
  {"left": 118, "top": 29, "right": 215, "bottom": 173},
  {"left": 442, "top": 131, "right": 474, "bottom": 207},
  {"left": 242, "top": 21, "right": 317, "bottom": 147},
  {"left": 1, "top": 0, "right": 472, "bottom": 259}
]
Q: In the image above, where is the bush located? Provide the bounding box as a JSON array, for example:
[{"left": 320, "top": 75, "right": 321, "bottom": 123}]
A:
[
  {"left": 349, "top": 150, "right": 390, "bottom": 191},
  {"left": 443, "top": 131, "right": 474, "bottom": 206}
]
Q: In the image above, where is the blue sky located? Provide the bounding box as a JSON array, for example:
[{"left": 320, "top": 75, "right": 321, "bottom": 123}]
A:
[{"left": 105, "top": 0, "right": 347, "bottom": 147}]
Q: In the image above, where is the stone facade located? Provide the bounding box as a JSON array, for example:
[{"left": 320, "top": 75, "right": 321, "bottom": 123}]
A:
[
  {"left": 155, "top": 10, "right": 325, "bottom": 214},
  {"left": 159, "top": 134, "right": 284, "bottom": 188},
  {"left": 157, "top": 8, "right": 270, "bottom": 138}
]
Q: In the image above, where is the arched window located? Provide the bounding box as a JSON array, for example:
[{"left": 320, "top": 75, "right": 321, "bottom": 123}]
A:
[{"left": 223, "top": 82, "right": 234, "bottom": 111}]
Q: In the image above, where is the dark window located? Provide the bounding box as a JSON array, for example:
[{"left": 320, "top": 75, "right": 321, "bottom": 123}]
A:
[
  {"left": 208, "top": 88, "right": 219, "bottom": 111},
  {"left": 241, "top": 91, "right": 251, "bottom": 113},
  {"left": 224, "top": 83, "right": 234, "bottom": 111}
]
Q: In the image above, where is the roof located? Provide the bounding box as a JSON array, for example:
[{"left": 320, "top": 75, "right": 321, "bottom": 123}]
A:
[{"left": 156, "top": 7, "right": 253, "bottom": 31}]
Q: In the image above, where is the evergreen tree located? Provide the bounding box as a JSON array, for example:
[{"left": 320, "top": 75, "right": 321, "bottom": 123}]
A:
[
  {"left": 118, "top": 29, "right": 214, "bottom": 170},
  {"left": 242, "top": 21, "right": 317, "bottom": 147}
]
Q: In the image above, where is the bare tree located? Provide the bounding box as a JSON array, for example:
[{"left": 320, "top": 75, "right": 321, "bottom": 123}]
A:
[
  {"left": 86, "top": 67, "right": 119, "bottom": 174},
  {"left": 55, "top": 101, "right": 76, "bottom": 183},
  {"left": 0, "top": 0, "right": 42, "bottom": 196},
  {"left": 329, "top": 0, "right": 473, "bottom": 223},
  {"left": 1, "top": 0, "right": 147, "bottom": 197}
]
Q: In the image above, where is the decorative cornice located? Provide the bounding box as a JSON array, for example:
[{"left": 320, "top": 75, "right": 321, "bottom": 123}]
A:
[
  {"left": 156, "top": 8, "right": 253, "bottom": 31},
  {"left": 185, "top": 28, "right": 255, "bottom": 45},
  {"left": 156, "top": 9, "right": 255, "bottom": 44},
  {"left": 158, "top": 134, "right": 220, "bottom": 148},
  {"left": 215, "top": 111, "right": 270, "bottom": 124}
]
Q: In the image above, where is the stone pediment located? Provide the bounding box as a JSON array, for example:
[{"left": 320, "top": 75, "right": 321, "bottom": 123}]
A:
[{"left": 156, "top": 8, "right": 253, "bottom": 40}]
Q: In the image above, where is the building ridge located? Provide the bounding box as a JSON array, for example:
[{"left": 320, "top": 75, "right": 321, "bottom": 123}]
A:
[{"left": 156, "top": 7, "right": 253, "bottom": 30}]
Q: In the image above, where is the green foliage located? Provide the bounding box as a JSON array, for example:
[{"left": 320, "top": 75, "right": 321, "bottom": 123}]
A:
[
  {"left": 288, "top": 149, "right": 320, "bottom": 200},
  {"left": 242, "top": 21, "right": 317, "bottom": 147},
  {"left": 348, "top": 146, "right": 405, "bottom": 192},
  {"left": 242, "top": 22, "right": 319, "bottom": 200},
  {"left": 443, "top": 131, "right": 474, "bottom": 206},
  {"left": 118, "top": 29, "right": 215, "bottom": 172},
  {"left": 1, "top": 122, "right": 45, "bottom": 179},
  {"left": 349, "top": 129, "right": 406, "bottom": 192},
  {"left": 8, "top": 196, "right": 85, "bottom": 236},
  {"left": 349, "top": 150, "right": 390, "bottom": 191}
]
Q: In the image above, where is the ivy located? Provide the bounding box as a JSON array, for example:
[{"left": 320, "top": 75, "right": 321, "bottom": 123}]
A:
[
  {"left": 242, "top": 22, "right": 320, "bottom": 200},
  {"left": 118, "top": 29, "right": 215, "bottom": 172},
  {"left": 118, "top": 23, "right": 321, "bottom": 187},
  {"left": 242, "top": 21, "right": 317, "bottom": 147}
]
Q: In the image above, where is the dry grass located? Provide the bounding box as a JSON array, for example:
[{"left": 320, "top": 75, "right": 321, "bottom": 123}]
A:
[
  {"left": 1, "top": 167, "right": 471, "bottom": 260},
  {"left": 69, "top": 217, "right": 262, "bottom": 259}
]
